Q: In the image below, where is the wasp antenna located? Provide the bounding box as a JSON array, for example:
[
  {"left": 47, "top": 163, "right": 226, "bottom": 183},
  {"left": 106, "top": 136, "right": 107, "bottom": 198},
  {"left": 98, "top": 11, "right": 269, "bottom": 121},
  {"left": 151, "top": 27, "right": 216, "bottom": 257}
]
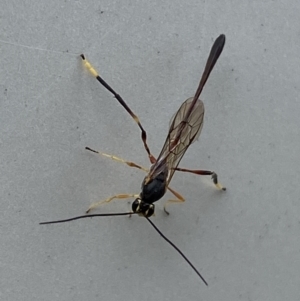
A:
[
  {"left": 144, "top": 216, "right": 208, "bottom": 286},
  {"left": 39, "top": 212, "right": 135, "bottom": 225},
  {"left": 40, "top": 213, "right": 207, "bottom": 285}
]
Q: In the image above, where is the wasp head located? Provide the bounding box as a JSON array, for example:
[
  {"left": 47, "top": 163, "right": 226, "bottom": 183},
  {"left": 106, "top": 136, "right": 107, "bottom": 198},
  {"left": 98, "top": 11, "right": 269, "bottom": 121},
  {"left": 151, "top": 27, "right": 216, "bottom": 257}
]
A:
[{"left": 132, "top": 198, "right": 155, "bottom": 217}]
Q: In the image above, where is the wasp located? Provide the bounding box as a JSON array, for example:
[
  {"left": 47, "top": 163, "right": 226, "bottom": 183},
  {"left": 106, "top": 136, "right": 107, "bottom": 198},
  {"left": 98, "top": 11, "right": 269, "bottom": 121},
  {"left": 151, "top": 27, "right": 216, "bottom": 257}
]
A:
[
  {"left": 80, "top": 34, "right": 226, "bottom": 218},
  {"left": 41, "top": 35, "right": 226, "bottom": 286}
]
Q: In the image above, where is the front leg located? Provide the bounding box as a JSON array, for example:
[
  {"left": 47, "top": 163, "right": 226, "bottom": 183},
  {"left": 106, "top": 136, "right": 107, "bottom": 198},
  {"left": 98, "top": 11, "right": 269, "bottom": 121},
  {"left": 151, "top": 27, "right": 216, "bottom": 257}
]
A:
[{"left": 86, "top": 193, "right": 139, "bottom": 213}]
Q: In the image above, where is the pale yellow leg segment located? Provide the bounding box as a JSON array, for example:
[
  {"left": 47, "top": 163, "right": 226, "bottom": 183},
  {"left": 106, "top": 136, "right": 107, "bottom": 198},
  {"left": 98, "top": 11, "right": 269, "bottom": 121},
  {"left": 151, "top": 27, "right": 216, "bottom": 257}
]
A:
[
  {"left": 86, "top": 147, "right": 149, "bottom": 172},
  {"left": 211, "top": 172, "right": 226, "bottom": 191},
  {"left": 164, "top": 186, "right": 186, "bottom": 215},
  {"left": 215, "top": 183, "right": 225, "bottom": 190},
  {"left": 86, "top": 194, "right": 139, "bottom": 213},
  {"left": 81, "top": 55, "right": 99, "bottom": 77}
]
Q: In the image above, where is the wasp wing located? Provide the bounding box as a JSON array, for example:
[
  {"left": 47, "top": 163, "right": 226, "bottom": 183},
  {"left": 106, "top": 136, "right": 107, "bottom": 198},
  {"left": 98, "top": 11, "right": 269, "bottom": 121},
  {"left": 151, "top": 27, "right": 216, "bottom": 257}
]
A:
[
  {"left": 145, "top": 34, "right": 225, "bottom": 187},
  {"left": 147, "top": 97, "right": 204, "bottom": 185}
]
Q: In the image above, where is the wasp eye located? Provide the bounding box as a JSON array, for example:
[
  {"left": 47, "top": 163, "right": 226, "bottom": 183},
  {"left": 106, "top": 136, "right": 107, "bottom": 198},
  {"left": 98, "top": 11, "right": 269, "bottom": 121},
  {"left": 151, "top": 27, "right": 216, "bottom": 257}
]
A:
[
  {"left": 145, "top": 204, "right": 155, "bottom": 217},
  {"left": 132, "top": 198, "right": 141, "bottom": 213}
]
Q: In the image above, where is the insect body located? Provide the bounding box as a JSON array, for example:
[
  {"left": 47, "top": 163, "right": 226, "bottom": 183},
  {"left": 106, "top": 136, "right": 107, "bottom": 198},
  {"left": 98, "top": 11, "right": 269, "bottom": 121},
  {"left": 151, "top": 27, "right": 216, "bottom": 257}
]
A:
[
  {"left": 41, "top": 34, "right": 227, "bottom": 286},
  {"left": 81, "top": 34, "right": 226, "bottom": 217}
]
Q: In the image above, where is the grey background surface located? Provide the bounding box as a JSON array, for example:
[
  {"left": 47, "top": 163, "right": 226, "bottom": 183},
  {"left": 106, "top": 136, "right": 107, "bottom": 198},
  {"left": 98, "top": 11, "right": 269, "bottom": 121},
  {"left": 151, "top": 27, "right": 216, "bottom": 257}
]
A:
[{"left": 1, "top": 1, "right": 300, "bottom": 300}]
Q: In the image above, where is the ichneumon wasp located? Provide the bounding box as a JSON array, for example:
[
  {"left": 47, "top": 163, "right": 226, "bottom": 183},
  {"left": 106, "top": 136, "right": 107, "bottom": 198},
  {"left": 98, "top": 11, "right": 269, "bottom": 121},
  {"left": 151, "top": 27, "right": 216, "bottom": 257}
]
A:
[{"left": 41, "top": 34, "right": 227, "bottom": 286}]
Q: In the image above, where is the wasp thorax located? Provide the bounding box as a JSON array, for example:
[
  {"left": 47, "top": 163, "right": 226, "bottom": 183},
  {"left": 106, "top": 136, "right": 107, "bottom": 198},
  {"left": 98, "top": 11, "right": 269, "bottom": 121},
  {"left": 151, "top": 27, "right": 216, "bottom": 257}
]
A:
[{"left": 132, "top": 198, "right": 155, "bottom": 217}]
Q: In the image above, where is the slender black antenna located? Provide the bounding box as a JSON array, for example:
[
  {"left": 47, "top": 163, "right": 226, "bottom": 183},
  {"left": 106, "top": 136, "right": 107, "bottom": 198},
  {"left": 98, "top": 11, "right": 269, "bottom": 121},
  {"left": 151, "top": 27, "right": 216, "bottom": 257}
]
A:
[
  {"left": 40, "top": 212, "right": 207, "bottom": 285},
  {"left": 144, "top": 216, "right": 208, "bottom": 286},
  {"left": 39, "top": 212, "right": 135, "bottom": 224}
]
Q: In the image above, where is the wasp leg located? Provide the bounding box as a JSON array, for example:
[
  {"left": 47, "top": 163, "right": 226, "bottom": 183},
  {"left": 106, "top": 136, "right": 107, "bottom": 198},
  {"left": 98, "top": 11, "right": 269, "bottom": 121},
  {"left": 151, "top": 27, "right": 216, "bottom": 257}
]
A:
[
  {"left": 81, "top": 55, "right": 156, "bottom": 164},
  {"left": 164, "top": 186, "right": 186, "bottom": 215},
  {"left": 86, "top": 193, "right": 139, "bottom": 214},
  {"left": 86, "top": 147, "right": 149, "bottom": 172},
  {"left": 173, "top": 168, "right": 226, "bottom": 191}
]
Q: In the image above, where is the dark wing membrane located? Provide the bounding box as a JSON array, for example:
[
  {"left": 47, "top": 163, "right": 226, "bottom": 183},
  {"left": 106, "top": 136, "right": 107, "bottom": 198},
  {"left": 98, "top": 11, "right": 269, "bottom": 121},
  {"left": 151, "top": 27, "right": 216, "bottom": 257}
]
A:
[{"left": 148, "top": 97, "right": 204, "bottom": 185}]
